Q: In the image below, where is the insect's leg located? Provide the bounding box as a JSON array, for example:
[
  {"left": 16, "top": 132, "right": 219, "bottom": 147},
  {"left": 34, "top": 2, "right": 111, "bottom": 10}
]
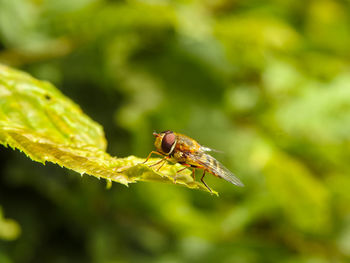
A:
[
  {"left": 148, "top": 156, "right": 168, "bottom": 168},
  {"left": 141, "top": 151, "right": 164, "bottom": 164},
  {"left": 152, "top": 156, "right": 170, "bottom": 172},
  {"left": 201, "top": 170, "right": 212, "bottom": 193},
  {"left": 174, "top": 164, "right": 190, "bottom": 184},
  {"left": 192, "top": 168, "right": 196, "bottom": 181},
  {"left": 155, "top": 159, "right": 167, "bottom": 171},
  {"left": 118, "top": 151, "right": 165, "bottom": 173}
]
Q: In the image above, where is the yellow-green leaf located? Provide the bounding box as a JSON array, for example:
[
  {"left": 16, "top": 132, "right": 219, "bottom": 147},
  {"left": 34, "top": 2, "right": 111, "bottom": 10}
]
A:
[{"left": 0, "top": 64, "right": 215, "bottom": 194}]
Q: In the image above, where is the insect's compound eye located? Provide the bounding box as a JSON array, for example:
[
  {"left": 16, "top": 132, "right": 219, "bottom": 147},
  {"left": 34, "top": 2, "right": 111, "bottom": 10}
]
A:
[{"left": 161, "top": 132, "right": 176, "bottom": 154}]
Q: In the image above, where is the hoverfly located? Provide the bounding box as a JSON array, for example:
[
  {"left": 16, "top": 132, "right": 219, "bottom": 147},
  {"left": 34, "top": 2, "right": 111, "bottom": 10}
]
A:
[{"left": 143, "top": 130, "right": 244, "bottom": 192}]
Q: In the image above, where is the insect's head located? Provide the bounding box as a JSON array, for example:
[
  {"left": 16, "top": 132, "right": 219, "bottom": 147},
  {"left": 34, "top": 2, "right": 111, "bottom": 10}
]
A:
[{"left": 153, "top": 130, "right": 177, "bottom": 155}]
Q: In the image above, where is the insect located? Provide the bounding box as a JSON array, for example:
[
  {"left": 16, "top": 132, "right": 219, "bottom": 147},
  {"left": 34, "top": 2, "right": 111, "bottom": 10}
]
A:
[{"left": 143, "top": 130, "right": 244, "bottom": 192}]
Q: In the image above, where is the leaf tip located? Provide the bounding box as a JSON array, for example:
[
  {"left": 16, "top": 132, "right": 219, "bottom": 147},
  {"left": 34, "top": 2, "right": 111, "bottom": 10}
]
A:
[{"left": 106, "top": 178, "right": 112, "bottom": 189}]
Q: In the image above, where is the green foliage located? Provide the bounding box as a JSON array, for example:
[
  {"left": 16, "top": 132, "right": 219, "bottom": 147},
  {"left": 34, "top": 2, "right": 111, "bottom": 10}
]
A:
[
  {"left": 1, "top": 0, "right": 350, "bottom": 262},
  {"left": 0, "top": 207, "right": 20, "bottom": 241},
  {"left": 0, "top": 64, "right": 212, "bottom": 193}
]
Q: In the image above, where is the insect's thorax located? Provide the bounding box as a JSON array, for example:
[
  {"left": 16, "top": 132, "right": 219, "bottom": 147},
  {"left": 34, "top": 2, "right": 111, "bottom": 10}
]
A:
[{"left": 170, "top": 133, "right": 203, "bottom": 166}]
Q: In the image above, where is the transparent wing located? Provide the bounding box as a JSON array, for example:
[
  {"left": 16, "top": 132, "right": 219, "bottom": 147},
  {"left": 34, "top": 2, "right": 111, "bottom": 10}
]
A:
[
  {"left": 188, "top": 151, "right": 244, "bottom": 187},
  {"left": 200, "top": 146, "right": 223, "bottom": 153}
]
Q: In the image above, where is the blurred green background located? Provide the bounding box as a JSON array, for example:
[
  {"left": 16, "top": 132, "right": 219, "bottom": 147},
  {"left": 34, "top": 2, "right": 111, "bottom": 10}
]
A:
[{"left": 1, "top": 0, "right": 350, "bottom": 262}]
